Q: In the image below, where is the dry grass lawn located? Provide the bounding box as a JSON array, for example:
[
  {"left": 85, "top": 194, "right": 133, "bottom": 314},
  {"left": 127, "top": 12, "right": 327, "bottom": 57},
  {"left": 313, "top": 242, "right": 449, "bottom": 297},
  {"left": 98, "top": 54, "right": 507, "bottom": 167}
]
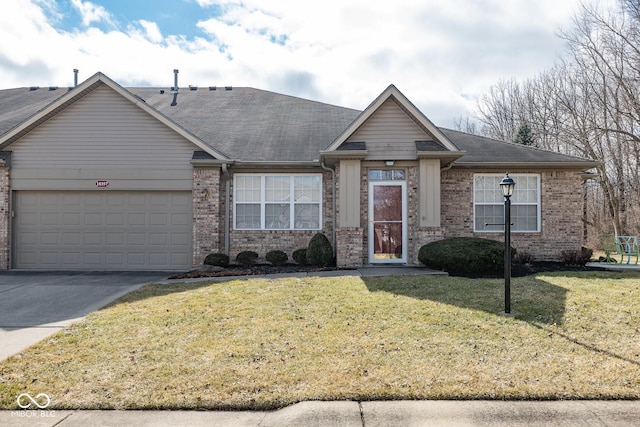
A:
[{"left": 1, "top": 271, "right": 639, "bottom": 410}]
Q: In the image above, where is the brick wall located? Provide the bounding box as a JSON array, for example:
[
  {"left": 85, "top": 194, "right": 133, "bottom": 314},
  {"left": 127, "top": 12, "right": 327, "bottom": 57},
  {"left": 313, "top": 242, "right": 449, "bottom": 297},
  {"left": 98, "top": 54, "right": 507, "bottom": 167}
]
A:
[
  {"left": 226, "top": 170, "right": 335, "bottom": 263},
  {"left": 0, "top": 166, "right": 8, "bottom": 270},
  {"left": 192, "top": 167, "right": 222, "bottom": 266},
  {"left": 336, "top": 228, "right": 364, "bottom": 267},
  {"left": 191, "top": 165, "right": 586, "bottom": 268},
  {"left": 441, "top": 169, "right": 584, "bottom": 261}
]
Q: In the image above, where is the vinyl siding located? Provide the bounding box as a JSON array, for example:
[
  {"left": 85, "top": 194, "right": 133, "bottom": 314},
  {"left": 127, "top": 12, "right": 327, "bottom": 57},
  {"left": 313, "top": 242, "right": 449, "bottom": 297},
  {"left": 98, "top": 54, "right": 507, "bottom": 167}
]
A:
[
  {"left": 8, "top": 85, "right": 197, "bottom": 190},
  {"left": 346, "top": 98, "right": 432, "bottom": 161},
  {"left": 339, "top": 159, "right": 361, "bottom": 227},
  {"left": 419, "top": 159, "right": 441, "bottom": 227}
]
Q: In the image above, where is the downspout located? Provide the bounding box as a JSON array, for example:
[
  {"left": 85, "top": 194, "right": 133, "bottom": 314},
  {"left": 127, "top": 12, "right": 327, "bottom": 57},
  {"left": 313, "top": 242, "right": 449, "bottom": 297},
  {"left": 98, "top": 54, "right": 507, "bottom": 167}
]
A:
[
  {"left": 321, "top": 160, "right": 337, "bottom": 257},
  {"left": 222, "top": 163, "right": 231, "bottom": 254}
]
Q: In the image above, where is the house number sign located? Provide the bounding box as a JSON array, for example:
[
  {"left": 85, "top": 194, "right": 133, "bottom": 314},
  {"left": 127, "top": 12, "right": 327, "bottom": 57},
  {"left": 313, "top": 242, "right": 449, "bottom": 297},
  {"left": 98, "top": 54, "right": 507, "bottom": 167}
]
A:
[{"left": 96, "top": 180, "right": 110, "bottom": 188}]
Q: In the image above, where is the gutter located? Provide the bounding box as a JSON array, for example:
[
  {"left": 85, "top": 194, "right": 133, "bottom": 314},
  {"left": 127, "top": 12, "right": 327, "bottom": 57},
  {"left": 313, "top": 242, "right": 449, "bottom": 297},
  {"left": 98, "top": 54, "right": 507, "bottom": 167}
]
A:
[
  {"left": 450, "top": 161, "right": 602, "bottom": 169},
  {"left": 222, "top": 163, "right": 231, "bottom": 255},
  {"left": 321, "top": 160, "right": 337, "bottom": 257},
  {"left": 228, "top": 161, "right": 323, "bottom": 169}
]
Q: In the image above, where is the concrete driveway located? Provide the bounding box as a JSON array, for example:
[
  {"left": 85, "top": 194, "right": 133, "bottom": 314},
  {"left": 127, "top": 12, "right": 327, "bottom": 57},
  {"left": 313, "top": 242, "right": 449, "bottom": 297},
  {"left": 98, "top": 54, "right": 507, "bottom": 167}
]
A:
[{"left": 0, "top": 272, "right": 168, "bottom": 360}]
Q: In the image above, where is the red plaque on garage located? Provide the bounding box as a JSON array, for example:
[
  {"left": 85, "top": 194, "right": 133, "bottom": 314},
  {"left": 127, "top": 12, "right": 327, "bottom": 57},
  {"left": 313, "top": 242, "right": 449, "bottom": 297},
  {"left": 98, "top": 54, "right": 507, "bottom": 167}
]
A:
[{"left": 96, "top": 180, "right": 110, "bottom": 188}]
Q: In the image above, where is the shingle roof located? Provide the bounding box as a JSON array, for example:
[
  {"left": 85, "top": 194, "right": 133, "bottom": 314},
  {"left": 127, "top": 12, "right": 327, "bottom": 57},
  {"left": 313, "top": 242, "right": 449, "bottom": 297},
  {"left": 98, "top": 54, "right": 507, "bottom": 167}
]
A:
[
  {"left": 440, "top": 128, "right": 595, "bottom": 167},
  {"left": 129, "top": 87, "right": 361, "bottom": 162},
  {"left": 0, "top": 87, "right": 68, "bottom": 137},
  {"left": 0, "top": 82, "right": 597, "bottom": 168}
]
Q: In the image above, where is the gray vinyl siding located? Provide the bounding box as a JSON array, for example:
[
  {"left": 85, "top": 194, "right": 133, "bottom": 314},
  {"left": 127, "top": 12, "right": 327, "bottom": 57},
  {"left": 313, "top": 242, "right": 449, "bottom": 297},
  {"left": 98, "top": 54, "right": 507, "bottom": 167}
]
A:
[
  {"left": 339, "top": 160, "right": 361, "bottom": 227},
  {"left": 8, "top": 85, "right": 196, "bottom": 190},
  {"left": 346, "top": 98, "right": 432, "bottom": 161}
]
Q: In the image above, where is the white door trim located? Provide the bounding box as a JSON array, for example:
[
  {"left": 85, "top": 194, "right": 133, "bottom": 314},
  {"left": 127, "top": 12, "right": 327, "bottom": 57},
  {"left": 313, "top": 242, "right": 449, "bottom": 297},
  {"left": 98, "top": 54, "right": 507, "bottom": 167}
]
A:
[{"left": 368, "top": 180, "right": 407, "bottom": 264}]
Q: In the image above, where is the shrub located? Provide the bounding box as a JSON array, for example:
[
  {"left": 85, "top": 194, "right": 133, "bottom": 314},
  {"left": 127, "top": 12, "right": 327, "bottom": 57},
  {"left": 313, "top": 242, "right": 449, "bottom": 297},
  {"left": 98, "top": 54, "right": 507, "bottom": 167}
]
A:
[
  {"left": 266, "top": 250, "right": 288, "bottom": 266},
  {"left": 203, "top": 252, "right": 229, "bottom": 267},
  {"left": 236, "top": 250, "right": 259, "bottom": 267},
  {"left": 292, "top": 248, "right": 308, "bottom": 265},
  {"left": 513, "top": 251, "right": 535, "bottom": 265},
  {"left": 561, "top": 247, "right": 593, "bottom": 267},
  {"left": 307, "top": 233, "right": 334, "bottom": 267},
  {"left": 418, "top": 237, "right": 516, "bottom": 275}
]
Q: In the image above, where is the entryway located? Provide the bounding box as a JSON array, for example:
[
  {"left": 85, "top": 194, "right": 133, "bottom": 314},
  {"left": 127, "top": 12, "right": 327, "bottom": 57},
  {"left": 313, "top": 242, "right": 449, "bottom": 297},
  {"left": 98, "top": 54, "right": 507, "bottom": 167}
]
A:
[{"left": 368, "top": 175, "right": 407, "bottom": 264}]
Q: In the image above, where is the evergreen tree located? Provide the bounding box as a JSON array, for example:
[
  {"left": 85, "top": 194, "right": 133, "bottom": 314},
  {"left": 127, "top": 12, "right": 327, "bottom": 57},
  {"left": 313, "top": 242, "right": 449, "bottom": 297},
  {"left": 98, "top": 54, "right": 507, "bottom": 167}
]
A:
[{"left": 513, "top": 122, "right": 535, "bottom": 146}]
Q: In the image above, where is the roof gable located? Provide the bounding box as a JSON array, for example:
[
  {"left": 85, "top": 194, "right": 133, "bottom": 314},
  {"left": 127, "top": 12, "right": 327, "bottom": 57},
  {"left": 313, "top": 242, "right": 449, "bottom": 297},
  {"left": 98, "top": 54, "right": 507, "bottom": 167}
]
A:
[
  {"left": 0, "top": 72, "right": 229, "bottom": 160},
  {"left": 324, "top": 84, "right": 460, "bottom": 153}
]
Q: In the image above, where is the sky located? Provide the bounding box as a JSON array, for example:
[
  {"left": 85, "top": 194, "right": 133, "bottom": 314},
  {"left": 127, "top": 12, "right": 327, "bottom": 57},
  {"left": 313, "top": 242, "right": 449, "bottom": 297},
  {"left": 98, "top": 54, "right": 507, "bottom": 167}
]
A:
[{"left": 0, "top": 0, "right": 617, "bottom": 128}]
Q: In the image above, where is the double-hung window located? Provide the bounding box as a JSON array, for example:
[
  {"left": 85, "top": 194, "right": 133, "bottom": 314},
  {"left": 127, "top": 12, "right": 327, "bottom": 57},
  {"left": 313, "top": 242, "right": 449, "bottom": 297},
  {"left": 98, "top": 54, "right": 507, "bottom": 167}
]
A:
[
  {"left": 474, "top": 174, "right": 540, "bottom": 232},
  {"left": 234, "top": 174, "right": 322, "bottom": 230}
]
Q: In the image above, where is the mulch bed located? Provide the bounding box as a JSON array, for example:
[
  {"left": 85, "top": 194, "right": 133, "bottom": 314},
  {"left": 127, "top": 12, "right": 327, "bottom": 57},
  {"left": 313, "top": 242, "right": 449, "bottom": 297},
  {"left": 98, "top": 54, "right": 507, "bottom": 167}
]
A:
[{"left": 169, "top": 262, "right": 602, "bottom": 280}]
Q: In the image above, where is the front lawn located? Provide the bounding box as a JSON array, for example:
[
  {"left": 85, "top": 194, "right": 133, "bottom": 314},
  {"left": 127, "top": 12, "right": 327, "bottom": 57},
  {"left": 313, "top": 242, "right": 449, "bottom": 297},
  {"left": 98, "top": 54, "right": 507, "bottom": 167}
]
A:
[{"left": 1, "top": 271, "right": 639, "bottom": 409}]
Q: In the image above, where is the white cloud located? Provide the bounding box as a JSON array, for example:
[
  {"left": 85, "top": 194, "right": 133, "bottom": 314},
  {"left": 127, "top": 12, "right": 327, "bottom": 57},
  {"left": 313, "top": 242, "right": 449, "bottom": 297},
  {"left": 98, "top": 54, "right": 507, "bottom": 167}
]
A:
[
  {"left": 70, "top": 0, "right": 114, "bottom": 27},
  {"left": 0, "top": 0, "right": 619, "bottom": 127},
  {"left": 136, "top": 20, "right": 164, "bottom": 44}
]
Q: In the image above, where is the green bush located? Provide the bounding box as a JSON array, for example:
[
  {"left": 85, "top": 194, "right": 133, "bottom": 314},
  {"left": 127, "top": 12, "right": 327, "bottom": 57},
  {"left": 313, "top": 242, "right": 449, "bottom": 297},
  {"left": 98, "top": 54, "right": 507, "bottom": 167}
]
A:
[
  {"left": 236, "top": 250, "right": 259, "bottom": 267},
  {"left": 292, "top": 248, "right": 308, "bottom": 265},
  {"left": 307, "top": 233, "right": 333, "bottom": 267},
  {"left": 203, "top": 252, "right": 229, "bottom": 267},
  {"left": 418, "top": 237, "right": 516, "bottom": 275},
  {"left": 266, "top": 250, "right": 288, "bottom": 266}
]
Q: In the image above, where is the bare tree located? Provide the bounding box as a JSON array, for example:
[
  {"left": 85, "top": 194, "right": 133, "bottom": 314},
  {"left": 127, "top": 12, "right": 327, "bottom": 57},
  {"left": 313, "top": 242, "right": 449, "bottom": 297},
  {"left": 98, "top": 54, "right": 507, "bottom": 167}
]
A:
[{"left": 467, "top": 0, "right": 640, "bottom": 242}]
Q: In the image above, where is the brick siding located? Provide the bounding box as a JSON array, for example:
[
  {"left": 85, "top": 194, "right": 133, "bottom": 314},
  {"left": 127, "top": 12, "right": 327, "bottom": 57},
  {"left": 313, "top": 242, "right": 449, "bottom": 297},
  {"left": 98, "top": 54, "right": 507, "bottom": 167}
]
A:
[
  {"left": 225, "top": 170, "right": 335, "bottom": 264},
  {"left": 192, "top": 167, "right": 222, "bottom": 266},
  {"left": 335, "top": 164, "right": 585, "bottom": 267},
  {"left": 441, "top": 169, "right": 584, "bottom": 261}
]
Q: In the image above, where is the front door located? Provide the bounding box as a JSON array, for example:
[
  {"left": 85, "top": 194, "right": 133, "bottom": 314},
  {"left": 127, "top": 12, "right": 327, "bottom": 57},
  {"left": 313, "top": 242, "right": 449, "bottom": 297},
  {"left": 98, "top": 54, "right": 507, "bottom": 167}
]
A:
[{"left": 368, "top": 181, "right": 407, "bottom": 263}]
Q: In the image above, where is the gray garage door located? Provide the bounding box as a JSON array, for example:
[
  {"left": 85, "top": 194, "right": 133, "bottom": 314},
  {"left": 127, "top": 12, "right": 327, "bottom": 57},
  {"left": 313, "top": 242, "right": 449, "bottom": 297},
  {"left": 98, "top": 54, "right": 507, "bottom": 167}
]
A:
[{"left": 14, "top": 191, "right": 192, "bottom": 270}]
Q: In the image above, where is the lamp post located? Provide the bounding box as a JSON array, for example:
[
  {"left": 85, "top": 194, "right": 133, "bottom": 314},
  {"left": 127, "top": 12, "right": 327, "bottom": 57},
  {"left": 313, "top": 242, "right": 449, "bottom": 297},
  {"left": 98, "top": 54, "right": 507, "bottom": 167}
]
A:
[{"left": 499, "top": 173, "right": 515, "bottom": 315}]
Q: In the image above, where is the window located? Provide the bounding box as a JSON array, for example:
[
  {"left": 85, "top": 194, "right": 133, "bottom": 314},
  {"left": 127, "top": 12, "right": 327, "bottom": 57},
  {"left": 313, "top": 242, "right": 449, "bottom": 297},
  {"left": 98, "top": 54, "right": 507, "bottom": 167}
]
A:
[
  {"left": 474, "top": 174, "right": 540, "bottom": 232},
  {"left": 369, "top": 169, "right": 406, "bottom": 181},
  {"left": 234, "top": 174, "right": 322, "bottom": 230}
]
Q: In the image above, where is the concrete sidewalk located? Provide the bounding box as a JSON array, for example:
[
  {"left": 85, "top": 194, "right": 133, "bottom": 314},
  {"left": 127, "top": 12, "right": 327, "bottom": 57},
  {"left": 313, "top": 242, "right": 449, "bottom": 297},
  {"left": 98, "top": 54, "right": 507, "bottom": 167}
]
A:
[{"left": 3, "top": 400, "right": 640, "bottom": 426}]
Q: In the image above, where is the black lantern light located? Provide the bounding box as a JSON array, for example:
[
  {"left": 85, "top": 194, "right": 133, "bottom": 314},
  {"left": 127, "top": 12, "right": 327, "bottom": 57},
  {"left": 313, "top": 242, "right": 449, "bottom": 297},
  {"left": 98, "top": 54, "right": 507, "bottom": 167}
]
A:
[{"left": 499, "top": 173, "right": 516, "bottom": 315}]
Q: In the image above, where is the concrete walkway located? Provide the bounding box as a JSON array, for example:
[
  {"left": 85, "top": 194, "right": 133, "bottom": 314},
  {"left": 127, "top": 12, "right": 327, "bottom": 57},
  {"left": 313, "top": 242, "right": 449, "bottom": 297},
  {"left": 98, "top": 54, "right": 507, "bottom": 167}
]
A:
[
  {"left": 0, "top": 272, "right": 168, "bottom": 360},
  {"left": 2, "top": 400, "right": 640, "bottom": 426}
]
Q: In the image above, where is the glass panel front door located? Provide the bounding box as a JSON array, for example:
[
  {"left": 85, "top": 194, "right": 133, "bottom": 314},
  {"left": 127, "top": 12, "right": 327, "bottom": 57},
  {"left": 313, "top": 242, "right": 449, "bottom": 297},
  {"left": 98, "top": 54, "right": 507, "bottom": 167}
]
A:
[{"left": 369, "top": 181, "right": 407, "bottom": 263}]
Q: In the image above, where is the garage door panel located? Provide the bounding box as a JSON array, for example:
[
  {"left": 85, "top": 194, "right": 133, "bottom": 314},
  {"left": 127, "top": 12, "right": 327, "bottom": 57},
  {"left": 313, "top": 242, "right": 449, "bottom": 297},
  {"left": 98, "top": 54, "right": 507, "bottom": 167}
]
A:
[
  {"left": 149, "top": 233, "right": 167, "bottom": 245},
  {"left": 41, "top": 232, "right": 59, "bottom": 245},
  {"left": 84, "top": 233, "right": 102, "bottom": 245},
  {"left": 63, "top": 213, "right": 81, "bottom": 225},
  {"left": 41, "top": 213, "right": 59, "bottom": 225},
  {"left": 83, "top": 253, "right": 102, "bottom": 265},
  {"left": 14, "top": 191, "right": 192, "bottom": 270},
  {"left": 62, "top": 252, "right": 81, "bottom": 265},
  {"left": 127, "top": 233, "right": 146, "bottom": 245},
  {"left": 106, "top": 213, "right": 124, "bottom": 225},
  {"left": 128, "top": 213, "right": 145, "bottom": 226}
]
